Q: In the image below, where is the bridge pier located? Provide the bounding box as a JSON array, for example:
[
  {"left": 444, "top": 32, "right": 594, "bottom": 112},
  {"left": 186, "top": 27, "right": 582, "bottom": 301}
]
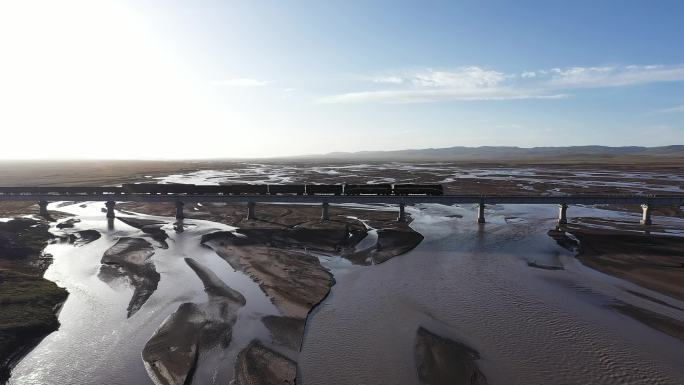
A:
[
  {"left": 38, "top": 200, "right": 49, "bottom": 217},
  {"left": 477, "top": 202, "right": 486, "bottom": 224},
  {"left": 558, "top": 203, "right": 568, "bottom": 225},
  {"left": 105, "top": 201, "right": 116, "bottom": 219},
  {"left": 321, "top": 202, "right": 330, "bottom": 221},
  {"left": 640, "top": 204, "right": 652, "bottom": 225},
  {"left": 397, "top": 203, "right": 406, "bottom": 222},
  {"left": 175, "top": 201, "right": 184, "bottom": 220},
  {"left": 247, "top": 202, "right": 256, "bottom": 220}
]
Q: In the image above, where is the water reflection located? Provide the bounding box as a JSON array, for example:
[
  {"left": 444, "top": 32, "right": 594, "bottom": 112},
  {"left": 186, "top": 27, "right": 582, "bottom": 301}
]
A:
[
  {"left": 9, "top": 202, "right": 278, "bottom": 385},
  {"left": 8, "top": 200, "right": 684, "bottom": 385},
  {"left": 298, "top": 203, "right": 684, "bottom": 385}
]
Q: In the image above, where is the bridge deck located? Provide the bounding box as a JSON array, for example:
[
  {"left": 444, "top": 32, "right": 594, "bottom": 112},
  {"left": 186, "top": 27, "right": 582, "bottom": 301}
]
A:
[{"left": 1, "top": 193, "right": 684, "bottom": 205}]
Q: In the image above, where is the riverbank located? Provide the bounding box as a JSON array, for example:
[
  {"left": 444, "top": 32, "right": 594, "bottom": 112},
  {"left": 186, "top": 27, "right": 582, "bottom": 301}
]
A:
[
  {"left": 549, "top": 223, "right": 684, "bottom": 342},
  {"left": 550, "top": 225, "right": 684, "bottom": 301},
  {"left": 0, "top": 217, "right": 68, "bottom": 383}
]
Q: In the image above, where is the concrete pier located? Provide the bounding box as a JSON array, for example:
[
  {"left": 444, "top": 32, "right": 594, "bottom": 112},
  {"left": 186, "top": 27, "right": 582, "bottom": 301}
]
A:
[
  {"left": 640, "top": 204, "right": 652, "bottom": 225},
  {"left": 247, "top": 202, "right": 256, "bottom": 220},
  {"left": 105, "top": 201, "right": 116, "bottom": 219},
  {"left": 175, "top": 201, "right": 184, "bottom": 220},
  {"left": 477, "top": 202, "right": 486, "bottom": 224},
  {"left": 38, "top": 200, "right": 49, "bottom": 217},
  {"left": 558, "top": 203, "right": 568, "bottom": 225},
  {"left": 321, "top": 202, "right": 330, "bottom": 221},
  {"left": 397, "top": 203, "right": 406, "bottom": 222}
]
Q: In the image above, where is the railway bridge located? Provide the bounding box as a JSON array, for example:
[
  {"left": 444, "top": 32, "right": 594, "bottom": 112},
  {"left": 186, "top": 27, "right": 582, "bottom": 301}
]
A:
[{"left": 1, "top": 187, "right": 684, "bottom": 226}]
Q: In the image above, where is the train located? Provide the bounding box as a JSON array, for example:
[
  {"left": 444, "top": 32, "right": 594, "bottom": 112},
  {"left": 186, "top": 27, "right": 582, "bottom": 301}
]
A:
[{"left": 0, "top": 183, "right": 444, "bottom": 196}]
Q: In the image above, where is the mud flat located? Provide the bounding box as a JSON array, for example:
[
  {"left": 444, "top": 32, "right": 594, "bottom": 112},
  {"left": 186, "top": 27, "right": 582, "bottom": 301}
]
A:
[
  {"left": 120, "top": 202, "right": 425, "bottom": 383},
  {"left": 0, "top": 202, "right": 71, "bottom": 221},
  {"left": 549, "top": 225, "right": 684, "bottom": 300},
  {"left": 202, "top": 231, "right": 334, "bottom": 319},
  {"left": 119, "top": 202, "right": 423, "bottom": 267},
  {"left": 0, "top": 218, "right": 68, "bottom": 383},
  {"left": 415, "top": 327, "right": 487, "bottom": 385},
  {"left": 261, "top": 316, "right": 306, "bottom": 351},
  {"left": 142, "top": 258, "right": 246, "bottom": 385},
  {"left": 608, "top": 302, "right": 684, "bottom": 341},
  {"left": 98, "top": 237, "right": 160, "bottom": 318},
  {"left": 186, "top": 203, "right": 423, "bottom": 321},
  {"left": 117, "top": 217, "right": 169, "bottom": 248},
  {"left": 549, "top": 223, "right": 684, "bottom": 340},
  {"left": 141, "top": 302, "right": 204, "bottom": 385},
  {"left": 234, "top": 340, "right": 296, "bottom": 385}
]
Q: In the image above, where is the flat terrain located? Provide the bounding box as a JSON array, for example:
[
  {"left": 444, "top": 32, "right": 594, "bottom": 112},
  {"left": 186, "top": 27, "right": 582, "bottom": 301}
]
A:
[{"left": 1, "top": 160, "right": 683, "bottom": 385}]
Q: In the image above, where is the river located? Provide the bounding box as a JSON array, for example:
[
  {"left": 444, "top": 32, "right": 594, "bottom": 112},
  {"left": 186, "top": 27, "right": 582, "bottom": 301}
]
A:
[{"left": 8, "top": 165, "right": 684, "bottom": 385}]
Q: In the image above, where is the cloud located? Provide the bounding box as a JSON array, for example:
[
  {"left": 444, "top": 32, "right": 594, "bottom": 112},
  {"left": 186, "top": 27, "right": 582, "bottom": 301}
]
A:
[
  {"left": 320, "top": 88, "right": 564, "bottom": 104},
  {"left": 322, "top": 64, "right": 684, "bottom": 104},
  {"left": 655, "top": 104, "right": 684, "bottom": 114},
  {"left": 321, "top": 67, "right": 558, "bottom": 103},
  {"left": 373, "top": 76, "right": 404, "bottom": 84},
  {"left": 403, "top": 67, "right": 506, "bottom": 88},
  {"left": 211, "top": 78, "right": 272, "bottom": 87},
  {"left": 545, "top": 65, "right": 684, "bottom": 88}
]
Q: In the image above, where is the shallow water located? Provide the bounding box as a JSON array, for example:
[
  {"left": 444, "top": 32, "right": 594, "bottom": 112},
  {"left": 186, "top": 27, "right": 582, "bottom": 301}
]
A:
[
  {"left": 299, "top": 204, "right": 684, "bottom": 385},
  {"left": 7, "top": 168, "right": 684, "bottom": 385},
  {"left": 9, "top": 202, "right": 279, "bottom": 385}
]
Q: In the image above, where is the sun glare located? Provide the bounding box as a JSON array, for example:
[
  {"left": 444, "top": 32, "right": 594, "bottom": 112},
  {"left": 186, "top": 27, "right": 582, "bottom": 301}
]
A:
[{"left": 0, "top": 0, "right": 230, "bottom": 159}]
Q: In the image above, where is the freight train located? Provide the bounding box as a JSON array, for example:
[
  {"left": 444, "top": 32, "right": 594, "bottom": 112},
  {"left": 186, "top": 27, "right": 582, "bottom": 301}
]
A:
[
  {"left": 121, "top": 183, "right": 444, "bottom": 196},
  {"left": 0, "top": 183, "right": 444, "bottom": 196}
]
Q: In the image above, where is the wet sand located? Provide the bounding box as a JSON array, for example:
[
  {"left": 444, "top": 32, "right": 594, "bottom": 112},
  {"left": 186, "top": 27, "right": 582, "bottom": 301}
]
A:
[
  {"left": 1, "top": 162, "right": 684, "bottom": 384},
  {"left": 122, "top": 201, "right": 425, "bottom": 382},
  {"left": 551, "top": 224, "right": 684, "bottom": 300},
  {"left": 415, "top": 327, "right": 487, "bottom": 385}
]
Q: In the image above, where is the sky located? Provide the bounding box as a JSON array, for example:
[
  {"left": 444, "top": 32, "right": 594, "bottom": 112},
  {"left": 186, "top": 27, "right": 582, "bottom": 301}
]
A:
[{"left": 0, "top": 0, "right": 683, "bottom": 159}]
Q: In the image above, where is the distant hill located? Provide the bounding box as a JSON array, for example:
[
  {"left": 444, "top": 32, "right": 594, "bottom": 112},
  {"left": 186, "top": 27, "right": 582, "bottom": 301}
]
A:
[{"left": 284, "top": 145, "right": 684, "bottom": 163}]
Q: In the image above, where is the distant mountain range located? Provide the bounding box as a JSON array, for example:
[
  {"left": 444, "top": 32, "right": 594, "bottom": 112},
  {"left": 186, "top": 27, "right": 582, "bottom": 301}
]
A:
[{"left": 286, "top": 145, "right": 684, "bottom": 163}]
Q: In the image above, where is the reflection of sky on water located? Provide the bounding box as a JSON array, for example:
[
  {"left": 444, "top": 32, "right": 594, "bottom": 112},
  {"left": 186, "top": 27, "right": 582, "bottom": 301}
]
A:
[
  {"left": 10, "top": 202, "right": 278, "bottom": 385},
  {"left": 8, "top": 165, "right": 684, "bottom": 385},
  {"left": 301, "top": 203, "right": 684, "bottom": 385}
]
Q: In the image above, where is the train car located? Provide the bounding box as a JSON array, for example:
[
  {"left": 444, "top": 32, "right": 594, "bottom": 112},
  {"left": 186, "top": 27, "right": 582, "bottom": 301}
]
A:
[
  {"left": 122, "top": 183, "right": 190, "bottom": 194},
  {"left": 156, "top": 183, "right": 196, "bottom": 194},
  {"left": 344, "top": 184, "right": 393, "bottom": 195},
  {"left": 73, "top": 187, "right": 123, "bottom": 195},
  {"left": 306, "top": 184, "right": 343, "bottom": 195},
  {"left": 268, "top": 184, "right": 306, "bottom": 195},
  {"left": 122, "top": 183, "right": 156, "bottom": 194},
  {"left": 44, "top": 187, "right": 123, "bottom": 195},
  {"left": 8, "top": 187, "right": 52, "bottom": 195},
  {"left": 191, "top": 185, "right": 224, "bottom": 195},
  {"left": 16, "top": 187, "right": 65, "bottom": 195},
  {"left": 218, "top": 184, "right": 269, "bottom": 195},
  {"left": 0, "top": 187, "right": 25, "bottom": 195},
  {"left": 393, "top": 184, "right": 444, "bottom": 196}
]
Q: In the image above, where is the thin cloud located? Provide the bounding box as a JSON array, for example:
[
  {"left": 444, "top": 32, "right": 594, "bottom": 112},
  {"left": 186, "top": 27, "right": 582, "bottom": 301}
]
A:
[
  {"left": 655, "top": 104, "right": 684, "bottom": 114},
  {"left": 544, "top": 65, "right": 684, "bottom": 88},
  {"left": 322, "top": 64, "right": 684, "bottom": 104},
  {"left": 211, "top": 78, "right": 272, "bottom": 87},
  {"left": 320, "top": 88, "right": 564, "bottom": 104}
]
